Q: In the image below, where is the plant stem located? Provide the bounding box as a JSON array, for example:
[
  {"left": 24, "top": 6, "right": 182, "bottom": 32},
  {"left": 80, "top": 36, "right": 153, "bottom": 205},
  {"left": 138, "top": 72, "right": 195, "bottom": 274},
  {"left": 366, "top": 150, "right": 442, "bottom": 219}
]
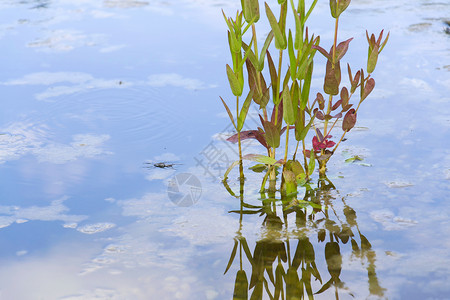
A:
[
  {"left": 332, "top": 98, "right": 364, "bottom": 153},
  {"left": 284, "top": 126, "right": 290, "bottom": 162},
  {"left": 252, "top": 23, "right": 269, "bottom": 121},
  {"left": 323, "top": 94, "right": 333, "bottom": 136},
  {"left": 302, "top": 139, "right": 309, "bottom": 179},
  {"left": 293, "top": 140, "right": 300, "bottom": 161},
  {"left": 324, "top": 16, "right": 340, "bottom": 137},
  {"left": 236, "top": 95, "right": 244, "bottom": 179}
]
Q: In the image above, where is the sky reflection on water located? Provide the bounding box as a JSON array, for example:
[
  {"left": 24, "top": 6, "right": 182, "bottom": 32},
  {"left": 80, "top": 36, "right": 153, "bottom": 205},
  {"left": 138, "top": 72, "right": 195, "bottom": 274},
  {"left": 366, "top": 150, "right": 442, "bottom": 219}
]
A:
[{"left": 0, "top": 0, "right": 449, "bottom": 299}]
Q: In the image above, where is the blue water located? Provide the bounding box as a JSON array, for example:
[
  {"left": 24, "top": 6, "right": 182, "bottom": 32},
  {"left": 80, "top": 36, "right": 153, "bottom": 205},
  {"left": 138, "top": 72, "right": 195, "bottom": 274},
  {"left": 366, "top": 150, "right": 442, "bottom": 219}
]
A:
[{"left": 0, "top": 0, "right": 449, "bottom": 299}]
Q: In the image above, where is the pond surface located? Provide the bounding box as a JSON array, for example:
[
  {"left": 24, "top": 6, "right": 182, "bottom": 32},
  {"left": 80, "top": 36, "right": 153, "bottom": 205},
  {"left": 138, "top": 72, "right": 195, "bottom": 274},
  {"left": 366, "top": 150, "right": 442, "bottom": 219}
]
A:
[{"left": 0, "top": 0, "right": 449, "bottom": 299}]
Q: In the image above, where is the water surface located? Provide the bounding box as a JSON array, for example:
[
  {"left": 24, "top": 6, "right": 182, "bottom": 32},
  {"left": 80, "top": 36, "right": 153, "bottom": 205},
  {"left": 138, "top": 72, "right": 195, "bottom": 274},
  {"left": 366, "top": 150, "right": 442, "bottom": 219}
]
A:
[{"left": 0, "top": 0, "right": 449, "bottom": 299}]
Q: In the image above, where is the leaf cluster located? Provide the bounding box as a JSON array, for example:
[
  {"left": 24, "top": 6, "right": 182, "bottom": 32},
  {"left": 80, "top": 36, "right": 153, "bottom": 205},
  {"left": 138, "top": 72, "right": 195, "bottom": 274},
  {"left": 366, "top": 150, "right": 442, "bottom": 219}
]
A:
[{"left": 220, "top": 0, "right": 389, "bottom": 185}]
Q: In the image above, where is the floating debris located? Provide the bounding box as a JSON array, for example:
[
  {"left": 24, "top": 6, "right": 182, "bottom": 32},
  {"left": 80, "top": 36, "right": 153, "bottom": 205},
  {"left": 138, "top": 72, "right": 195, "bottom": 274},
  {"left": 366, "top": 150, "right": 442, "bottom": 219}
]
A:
[
  {"left": 384, "top": 181, "right": 414, "bottom": 188},
  {"left": 408, "top": 22, "right": 432, "bottom": 32},
  {"left": 145, "top": 162, "right": 182, "bottom": 169}
]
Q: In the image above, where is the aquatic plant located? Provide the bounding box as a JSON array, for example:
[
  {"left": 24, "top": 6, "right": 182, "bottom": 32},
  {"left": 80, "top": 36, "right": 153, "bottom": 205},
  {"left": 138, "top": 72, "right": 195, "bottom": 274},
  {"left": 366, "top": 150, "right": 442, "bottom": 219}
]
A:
[
  {"left": 223, "top": 177, "right": 385, "bottom": 299},
  {"left": 220, "top": 0, "right": 388, "bottom": 189}
]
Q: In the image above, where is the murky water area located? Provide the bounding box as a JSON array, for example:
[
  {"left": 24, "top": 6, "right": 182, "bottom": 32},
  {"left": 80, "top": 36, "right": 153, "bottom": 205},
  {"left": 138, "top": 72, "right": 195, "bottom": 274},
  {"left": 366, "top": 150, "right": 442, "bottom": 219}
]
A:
[{"left": 0, "top": 0, "right": 449, "bottom": 299}]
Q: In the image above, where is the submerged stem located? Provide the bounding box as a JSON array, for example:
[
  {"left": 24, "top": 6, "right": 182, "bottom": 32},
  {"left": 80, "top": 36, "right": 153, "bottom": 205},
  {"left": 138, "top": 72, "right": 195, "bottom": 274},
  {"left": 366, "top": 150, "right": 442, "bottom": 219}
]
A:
[{"left": 236, "top": 95, "right": 244, "bottom": 179}]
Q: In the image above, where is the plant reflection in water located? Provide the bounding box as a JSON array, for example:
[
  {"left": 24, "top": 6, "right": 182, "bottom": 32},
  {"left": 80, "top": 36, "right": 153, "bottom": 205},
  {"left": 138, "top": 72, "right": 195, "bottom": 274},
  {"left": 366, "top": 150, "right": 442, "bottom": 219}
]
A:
[{"left": 223, "top": 175, "right": 385, "bottom": 299}]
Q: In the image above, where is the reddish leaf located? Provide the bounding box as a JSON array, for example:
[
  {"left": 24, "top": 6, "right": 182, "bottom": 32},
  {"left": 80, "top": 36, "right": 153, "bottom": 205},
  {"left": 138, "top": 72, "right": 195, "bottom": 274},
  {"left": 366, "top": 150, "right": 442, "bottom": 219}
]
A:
[
  {"left": 340, "top": 87, "right": 349, "bottom": 107},
  {"left": 342, "top": 109, "right": 357, "bottom": 131},
  {"left": 312, "top": 45, "right": 332, "bottom": 61},
  {"left": 351, "top": 70, "right": 361, "bottom": 94},
  {"left": 260, "top": 85, "right": 271, "bottom": 109},
  {"left": 334, "top": 38, "right": 353, "bottom": 62},
  {"left": 331, "top": 100, "right": 342, "bottom": 111},
  {"left": 362, "top": 78, "right": 375, "bottom": 101},
  {"left": 347, "top": 63, "right": 353, "bottom": 86},
  {"left": 267, "top": 51, "right": 279, "bottom": 104},
  {"left": 377, "top": 29, "right": 385, "bottom": 46},
  {"left": 246, "top": 58, "right": 259, "bottom": 104},
  {"left": 312, "top": 134, "right": 335, "bottom": 151},
  {"left": 316, "top": 92, "right": 325, "bottom": 110},
  {"left": 314, "top": 109, "right": 324, "bottom": 120},
  {"left": 316, "top": 128, "right": 324, "bottom": 142},
  {"left": 332, "top": 112, "right": 342, "bottom": 119},
  {"left": 342, "top": 103, "right": 353, "bottom": 112},
  {"left": 227, "top": 130, "right": 270, "bottom": 150},
  {"left": 324, "top": 60, "right": 341, "bottom": 95}
]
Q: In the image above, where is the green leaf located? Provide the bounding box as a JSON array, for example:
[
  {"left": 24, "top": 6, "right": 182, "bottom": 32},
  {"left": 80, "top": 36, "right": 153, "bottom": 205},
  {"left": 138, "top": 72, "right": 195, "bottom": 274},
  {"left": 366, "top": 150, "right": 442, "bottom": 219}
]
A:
[
  {"left": 329, "top": 0, "right": 337, "bottom": 18},
  {"left": 290, "top": 0, "right": 302, "bottom": 49},
  {"left": 233, "top": 270, "right": 249, "bottom": 300},
  {"left": 241, "top": 0, "right": 260, "bottom": 23},
  {"left": 249, "top": 164, "right": 267, "bottom": 173},
  {"left": 242, "top": 42, "right": 259, "bottom": 72},
  {"left": 237, "top": 90, "right": 254, "bottom": 131},
  {"left": 285, "top": 267, "right": 302, "bottom": 300},
  {"left": 325, "top": 242, "right": 342, "bottom": 278},
  {"left": 223, "top": 160, "right": 240, "bottom": 180},
  {"left": 242, "top": 153, "right": 278, "bottom": 165},
  {"left": 302, "top": 267, "right": 314, "bottom": 300},
  {"left": 265, "top": 3, "right": 286, "bottom": 49},
  {"left": 315, "top": 278, "right": 333, "bottom": 294},
  {"left": 224, "top": 239, "right": 238, "bottom": 274},
  {"left": 337, "top": 0, "right": 351, "bottom": 17},
  {"left": 282, "top": 84, "right": 296, "bottom": 125},
  {"left": 274, "top": 263, "right": 284, "bottom": 300},
  {"left": 237, "top": 38, "right": 254, "bottom": 71},
  {"left": 219, "top": 96, "right": 236, "bottom": 130},
  {"left": 304, "top": 0, "right": 318, "bottom": 24},
  {"left": 367, "top": 44, "right": 379, "bottom": 73},
  {"left": 330, "top": 0, "right": 350, "bottom": 18},
  {"left": 250, "top": 281, "right": 263, "bottom": 300},
  {"left": 295, "top": 111, "right": 314, "bottom": 141},
  {"left": 345, "top": 155, "right": 363, "bottom": 163},
  {"left": 379, "top": 31, "right": 390, "bottom": 53},
  {"left": 258, "top": 31, "right": 274, "bottom": 71},
  {"left": 226, "top": 64, "right": 243, "bottom": 96},
  {"left": 288, "top": 30, "right": 297, "bottom": 79},
  {"left": 282, "top": 169, "right": 297, "bottom": 195},
  {"left": 262, "top": 120, "right": 281, "bottom": 148},
  {"left": 300, "top": 60, "right": 313, "bottom": 109},
  {"left": 239, "top": 237, "right": 254, "bottom": 264},
  {"left": 308, "top": 150, "right": 315, "bottom": 175},
  {"left": 223, "top": 11, "right": 242, "bottom": 54}
]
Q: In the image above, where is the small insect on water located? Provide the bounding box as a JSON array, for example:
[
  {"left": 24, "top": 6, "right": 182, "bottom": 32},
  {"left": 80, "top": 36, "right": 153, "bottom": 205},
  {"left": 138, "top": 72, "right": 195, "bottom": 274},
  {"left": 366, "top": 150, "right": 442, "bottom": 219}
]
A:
[{"left": 145, "top": 162, "right": 182, "bottom": 169}]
